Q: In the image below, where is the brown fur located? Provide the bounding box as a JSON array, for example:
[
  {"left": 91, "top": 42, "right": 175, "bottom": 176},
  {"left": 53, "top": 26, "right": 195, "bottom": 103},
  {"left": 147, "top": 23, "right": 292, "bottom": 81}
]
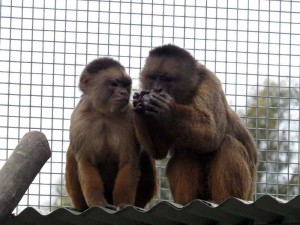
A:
[
  {"left": 133, "top": 45, "right": 257, "bottom": 205},
  {"left": 65, "top": 58, "right": 157, "bottom": 211}
]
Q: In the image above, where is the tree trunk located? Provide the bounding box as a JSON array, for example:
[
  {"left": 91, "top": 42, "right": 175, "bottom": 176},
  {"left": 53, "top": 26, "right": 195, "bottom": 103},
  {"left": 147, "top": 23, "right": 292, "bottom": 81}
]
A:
[{"left": 0, "top": 131, "right": 51, "bottom": 223}]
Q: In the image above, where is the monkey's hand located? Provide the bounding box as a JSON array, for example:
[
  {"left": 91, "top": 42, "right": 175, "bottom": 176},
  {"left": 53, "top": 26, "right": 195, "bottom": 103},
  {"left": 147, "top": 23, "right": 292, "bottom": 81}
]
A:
[
  {"left": 132, "top": 91, "right": 150, "bottom": 115},
  {"left": 144, "top": 91, "right": 175, "bottom": 126}
]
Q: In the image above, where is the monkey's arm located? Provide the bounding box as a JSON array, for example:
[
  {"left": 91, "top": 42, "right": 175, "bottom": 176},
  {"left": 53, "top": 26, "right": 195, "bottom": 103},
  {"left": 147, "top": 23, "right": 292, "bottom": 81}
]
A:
[
  {"left": 134, "top": 115, "right": 171, "bottom": 159},
  {"left": 171, "top": 104, "right": 225, "bottom": 152},
  {"left": 65, "top": 146, "right": 88, "bottom": 211},
  {"left": 77, "top": 160, "right": 108, "bottom": 207},
  {"left": 146, "top": 91, "right": 227, "bottom": 153},
  {"left": 113, "top": 162, "right": 141, "bottom": 207}
]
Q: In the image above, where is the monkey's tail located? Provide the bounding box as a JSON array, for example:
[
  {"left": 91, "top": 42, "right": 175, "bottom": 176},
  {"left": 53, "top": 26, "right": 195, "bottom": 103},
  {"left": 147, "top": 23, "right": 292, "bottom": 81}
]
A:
[{"left": 135, "top": 150, "right": 158, "bottom": 208}]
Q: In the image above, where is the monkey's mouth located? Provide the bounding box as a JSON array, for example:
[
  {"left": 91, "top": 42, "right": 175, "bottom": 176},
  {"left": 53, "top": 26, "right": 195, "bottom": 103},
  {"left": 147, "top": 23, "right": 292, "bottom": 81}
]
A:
[{"left": 113, "top": 96, "right": 129, "bottom": 103}]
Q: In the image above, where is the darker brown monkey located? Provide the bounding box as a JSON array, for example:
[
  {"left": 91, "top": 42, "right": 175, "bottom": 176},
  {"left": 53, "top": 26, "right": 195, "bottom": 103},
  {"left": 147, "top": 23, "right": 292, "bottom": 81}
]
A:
[
  {"left": 65, "top": 57, "right": 157, "bottom": 211},
  {"left": 133, "top": 44, "right": 257, "bottom": 205}
]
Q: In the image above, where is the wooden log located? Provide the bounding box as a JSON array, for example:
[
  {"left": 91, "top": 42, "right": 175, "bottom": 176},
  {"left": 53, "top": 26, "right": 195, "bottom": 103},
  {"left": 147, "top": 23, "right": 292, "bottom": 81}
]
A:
[{"left": 0, "top": 131, "right": 51, "bottom": 223}]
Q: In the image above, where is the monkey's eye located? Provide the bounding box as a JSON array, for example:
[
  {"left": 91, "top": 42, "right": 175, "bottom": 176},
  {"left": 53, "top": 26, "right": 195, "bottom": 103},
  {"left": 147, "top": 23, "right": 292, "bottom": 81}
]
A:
[
  {"left": 148, "top": 74, "right": 157, "bottom": 81},
  {"left": 161, "top": 76, "right": 173, "bottom": 82},
  {"left": 110, "top": 81, "right": 118, "bottom": 87}
]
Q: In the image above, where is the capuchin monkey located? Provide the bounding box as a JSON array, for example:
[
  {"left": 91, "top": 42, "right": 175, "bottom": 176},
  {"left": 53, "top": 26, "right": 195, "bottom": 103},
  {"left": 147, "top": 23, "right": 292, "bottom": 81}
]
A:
[
  {"left": 133, "top": 44, "right": 257, "bottom": 205},
  {"left": 65, "top": 57, "right": 157, "bottom": 211}
]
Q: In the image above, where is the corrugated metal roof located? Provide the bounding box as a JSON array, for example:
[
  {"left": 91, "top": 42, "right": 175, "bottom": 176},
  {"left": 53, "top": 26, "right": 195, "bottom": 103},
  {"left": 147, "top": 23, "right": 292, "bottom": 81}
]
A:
[{"left": 4, "top": 195, "right": 300, "bottom": 225}]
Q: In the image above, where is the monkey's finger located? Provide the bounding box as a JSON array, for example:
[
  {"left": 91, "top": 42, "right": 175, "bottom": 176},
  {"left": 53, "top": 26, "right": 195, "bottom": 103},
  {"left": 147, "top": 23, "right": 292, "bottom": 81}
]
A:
[
  {"left": 150, "top": 93, "right": 170, "bottom": 105},
  {"left": 140, "top": 90, "right": 150, "bottom": 96},
  {"left": 133, "top": 92, "right": 140, "bottom": 99},
  {"left": 133, "top": 106, "right": 145, "bottom": 114},
  {"left": 149, "top": 95, "right": 170, "bottom": 111},
  {"left": 158, "top": 92, "right": 174, "bottom": 102},
  {"left": 144, "top": 102, "right": 160, "bottom": 113},
  {"left": 144, "top": 110, "right": 157, "bottom": 118},
  {"left": 133, "top": 99, "right": 141, "bottom": 107},
  {"left": 149, "top": 93, "right": 165, "bottom": 103}
]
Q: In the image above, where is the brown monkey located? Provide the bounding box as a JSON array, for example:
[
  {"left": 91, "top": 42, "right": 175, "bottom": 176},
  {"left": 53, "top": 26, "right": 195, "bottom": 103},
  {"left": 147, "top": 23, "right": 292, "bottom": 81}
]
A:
[
  {"left": 133, "top": 44, "right": 257, "bottom": 205},
  {"left": 65, "top": 57, "right": 157, "bottom": 211}
]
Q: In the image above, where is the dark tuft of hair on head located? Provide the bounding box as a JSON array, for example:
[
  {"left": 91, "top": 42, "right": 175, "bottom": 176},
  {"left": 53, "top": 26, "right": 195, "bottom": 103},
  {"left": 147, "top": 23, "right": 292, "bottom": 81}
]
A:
[
  {"left": 149, "top": 44, "right": 195, "bottom": 61},
  {"left": 84, "top": 57, "right": 124, "bottom": 75}
]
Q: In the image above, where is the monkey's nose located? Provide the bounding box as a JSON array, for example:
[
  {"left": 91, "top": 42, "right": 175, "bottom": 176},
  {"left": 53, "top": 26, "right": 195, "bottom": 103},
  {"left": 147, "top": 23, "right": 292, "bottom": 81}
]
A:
[
  {"left": 120, "top": 90, "right": 128, "bottom": 96},
  {"left": 153, "top": 86, "right": 163, "bottom": 93}
]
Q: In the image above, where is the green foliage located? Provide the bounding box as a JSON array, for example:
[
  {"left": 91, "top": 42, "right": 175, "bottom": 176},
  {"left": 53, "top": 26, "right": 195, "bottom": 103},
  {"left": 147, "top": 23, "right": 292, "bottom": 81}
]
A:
[{"left": 246, "top": 81, "right": 299, "bottom": 200}]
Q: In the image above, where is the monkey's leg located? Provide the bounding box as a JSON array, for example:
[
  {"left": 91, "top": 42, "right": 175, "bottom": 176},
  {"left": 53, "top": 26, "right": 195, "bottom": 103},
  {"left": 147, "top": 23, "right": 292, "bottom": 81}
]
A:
[
  {"left": 208, "top": 135, "right": 252, "bottom": 203},
  {"left": 166, "top": 153, "right": 203, "bottom": 205},
  {"left": 113, "top": 163, "right": 141, "bottom": 207},
  {"left": 77, "top": 160, "right": 108, "bottom": 207},
  {"left": 65, "top": 148, "right": 88, "bottom": 211}
]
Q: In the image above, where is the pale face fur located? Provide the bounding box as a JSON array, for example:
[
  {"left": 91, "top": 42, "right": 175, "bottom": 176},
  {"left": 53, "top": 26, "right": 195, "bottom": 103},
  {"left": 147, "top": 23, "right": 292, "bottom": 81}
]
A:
[{"left": 86, "top": 67, "right": 132, "bottom": 114}]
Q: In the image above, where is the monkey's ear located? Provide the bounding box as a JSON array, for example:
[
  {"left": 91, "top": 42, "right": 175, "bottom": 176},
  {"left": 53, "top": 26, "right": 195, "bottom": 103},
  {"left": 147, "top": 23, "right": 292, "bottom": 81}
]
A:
[
  {"left": 79, "top": 73, "right": 90, "bottom": 93},
  {"left": 196, "top": 62, "right": 208, "bottom": 76}
]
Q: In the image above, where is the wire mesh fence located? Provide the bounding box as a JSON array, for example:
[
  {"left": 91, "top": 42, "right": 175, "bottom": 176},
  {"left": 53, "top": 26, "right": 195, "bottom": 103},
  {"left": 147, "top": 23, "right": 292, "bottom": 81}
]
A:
[{"left": 0, "top": 0, "right": 299, "bottom": 214}]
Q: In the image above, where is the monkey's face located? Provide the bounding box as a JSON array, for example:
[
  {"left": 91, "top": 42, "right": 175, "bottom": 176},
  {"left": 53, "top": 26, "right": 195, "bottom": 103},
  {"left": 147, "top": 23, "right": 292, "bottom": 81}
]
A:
[
  {"left": 87, "top": 67, "right": 132, "bottom": 113},
  {"left": 140, "top": 56, "right": 198, "bottom": 103}
]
